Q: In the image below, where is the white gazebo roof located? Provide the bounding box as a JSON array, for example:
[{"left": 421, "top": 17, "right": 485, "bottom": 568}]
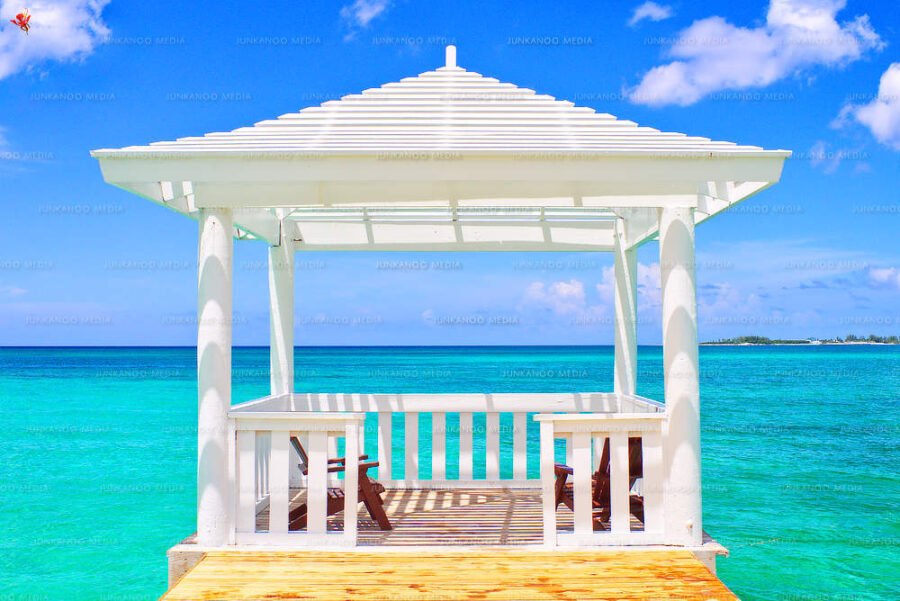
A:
[{"left": 92, "top": 46, "right": 789, "bottom": 251}]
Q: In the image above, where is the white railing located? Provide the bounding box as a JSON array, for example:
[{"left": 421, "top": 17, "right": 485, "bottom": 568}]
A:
[
  {"left": 230, "top": 392, "right": 663, "bottom": 490},
  {"left": 229, "top": 411, "right": 364, "bottom": 547},
  {"left": 535, "top": 412, "right": 666, "bottom": 546},
  {"left": 228, "top": 392, "right": 667, "bottom": 547}
]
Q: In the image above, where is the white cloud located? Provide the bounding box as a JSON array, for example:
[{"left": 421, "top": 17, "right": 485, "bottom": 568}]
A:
[
  {"left": 0, "top": 0, "right": 111, "bottom": 80},
  {"left": 836, "top": 63, "right": 900, "bottom": 150},
  {"left": 521, "top": 265, "right": 662, "bottom": 329},
  {"left": 629, "top": 0, "right": 883, "bottom": 106},
  {"left": 808, "top": 140, "right": 865, "bottom": 173},
  {"left": 698, "top": 281, "right": 763, "bottom": 322},
  {"left": 523, "top": 279, "right": 587, "bottom": 315},
  {"left": 0, "top": 284, "right": 27, "bottom": 297},
  {"left": 594, "top": 267, "right": 615, "bottom": 302},
  {"left": 597, "top": 262, "right": 662, "bottom": 310},
  {"left": 340, "top": 0, "right": 390, "bottom": 39},
  {"left": 628, "top": 2, "right": 673, "bottom": 27},
  {"left": 867, "top": 267, "right": 900, "bottom": 290}
]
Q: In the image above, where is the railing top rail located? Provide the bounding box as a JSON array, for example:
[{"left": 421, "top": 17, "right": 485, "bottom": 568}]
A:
[
  {"left": 229, "top": 411, "right": 365, "bottom": 422},
  {"left": 535, "top": 412, "right": 666, "bottom": 434},
  {"left": 534, "top": 413, "right": 665, "bottom": 422},
  {"left": 230, "top": 393, "right": 290, "bottom": 412},
  {"left": 623, "top": 393, "right": 666, "bottom": 410},
  {"left": 230, "top": 391, "right": 664, "bottom": 414}
]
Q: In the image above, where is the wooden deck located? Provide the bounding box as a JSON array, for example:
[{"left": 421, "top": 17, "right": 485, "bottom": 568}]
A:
[
  {"left": 161, "top": 549, "right": 739, "bottom": 600},
  {"left": 257, "top": 488, "right": 643, "bottom": 545}
]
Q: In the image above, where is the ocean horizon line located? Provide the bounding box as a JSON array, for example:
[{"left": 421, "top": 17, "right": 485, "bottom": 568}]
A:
[
  {"left": 4, "top": 343, "right": 895, "bottom": 350},
  {"left": 0, "top": 344, "right": 630, "bottom": 349}
]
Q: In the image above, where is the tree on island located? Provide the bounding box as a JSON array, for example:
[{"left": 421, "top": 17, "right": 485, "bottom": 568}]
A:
[{"left": 702, "top": 334, "right": 900, "bottom": 345}]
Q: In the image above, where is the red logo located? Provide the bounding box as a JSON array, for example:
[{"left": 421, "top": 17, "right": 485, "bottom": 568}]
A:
[{"left": 10, "top": 9, "right": 31, "bottom": 34}]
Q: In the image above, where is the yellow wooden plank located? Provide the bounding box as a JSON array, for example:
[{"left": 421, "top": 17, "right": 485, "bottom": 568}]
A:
[{"left": 161, "top": 550, "right": 739, "bottom": 601}]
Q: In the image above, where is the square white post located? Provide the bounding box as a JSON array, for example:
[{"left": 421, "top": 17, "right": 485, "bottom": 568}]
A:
[
  {"left": 197, "top": 207, "right": 233, "bottom": 546},
  {"left": 613, "top": 217, "right": 638, "bottom": 398},
  {"left": 268, "top": 226, "right": 294, "bottom": 397},
  {"left": 539, "top": 420, "right": 556, "bottom": 546},
  {"left": 659, "top": 206, "right": 702, "bottom": 546},
  {"left": 343, "top": 422, "right": 359, "bottom": 546}
]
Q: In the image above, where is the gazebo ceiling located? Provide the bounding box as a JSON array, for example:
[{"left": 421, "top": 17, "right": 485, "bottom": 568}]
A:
[{"left": 92, "top": 46, "right": 789, "bottom": 251}]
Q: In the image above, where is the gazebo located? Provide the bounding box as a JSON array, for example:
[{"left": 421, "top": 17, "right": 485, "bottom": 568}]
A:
[{"left": 93, "top": 46, "right": 788, "bottom": 595}]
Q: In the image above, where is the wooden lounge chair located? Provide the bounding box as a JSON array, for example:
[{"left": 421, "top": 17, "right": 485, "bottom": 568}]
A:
[
  {"left": 554, "top": 436, "right": 644, "bottom": 530},
  {"left": 287, "top": 436, "right": 392, "bottom": 531}
]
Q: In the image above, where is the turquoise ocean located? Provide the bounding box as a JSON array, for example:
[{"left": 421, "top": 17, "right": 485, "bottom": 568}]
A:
[{"left": 0, "top": 345, "right": 897, "bottom": 600}]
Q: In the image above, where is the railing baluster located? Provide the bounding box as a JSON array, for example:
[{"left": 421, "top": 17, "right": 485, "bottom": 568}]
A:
[
  {"left": 306, "top": 430, "right": 328, "bottom": 534},
  {"left": 609, "top": 431, "right": 630, "bottom": 534},
  {"left": 268, "top": 430, "right": 290, "bottom": 533},
  {"left": 236, "top": 430, "right": 257, "bottom": 534},
  {"left": 573, "top": 431, "right": 593, "bottom": 535},
  {"left": 227, "top": 419, "right": 236, "bottom": 544},
  {"left": 641, "top": 431, "right": 664, "bottom": 535},
  {"left": 459, "top": 412, "right": 473, "bottom": 481},
  {"left": 405, "top": 412, "right": 419, "bottom": 481},
  {"left": 343, "top": 422, "right": 359, "bottom": 546},
  {"left": 540, "top": 421, "right": 556, "bottom": 546},
  {"left": 513, "top": 412, "right": 527, "bottom": 480},
  {"left": 486, "top": 412, "right": 500, "bottom": 480},
  {"left": 256, "top": 431, "right": 271, "bottom": 499},
  {"left": 592, "top": 435, "right": 603, "bottom": 472},
  {"left": 358, "top": 415, "right": 366, "bottom": 466},
  {"left": 378, "top": 411, "right": 392, "bottom": 481},
  {"left": 432, "top": 412, "right": 446, "bottom": 481},
  {"left": 327, "top": 435, "right": 339, "bottom": 486}
]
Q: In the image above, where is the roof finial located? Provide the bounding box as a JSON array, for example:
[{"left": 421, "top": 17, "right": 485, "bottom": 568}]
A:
[{"left": 445, "top": 45, "right": 457, "bottom": 68}]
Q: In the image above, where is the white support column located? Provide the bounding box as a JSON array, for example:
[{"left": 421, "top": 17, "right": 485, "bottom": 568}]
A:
[
  {"left": 197, "top": 207, "right": 233, "bottom": 546},
  {"left": 658, "top": 206, "right": 702, "bottom": 546},
  {"left": 268, "top": 229, "right": 294, "bottom": 396},
  {"left": 613, "top": 218, "right": 638, "bottom": 398}
]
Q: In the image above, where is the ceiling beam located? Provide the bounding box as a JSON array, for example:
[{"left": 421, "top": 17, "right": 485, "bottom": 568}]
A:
[{"left": 292, "top": 219, "right": 616, "bottom": 251}]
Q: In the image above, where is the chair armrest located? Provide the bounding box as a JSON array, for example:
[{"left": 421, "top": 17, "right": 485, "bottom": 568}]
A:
[
  {"left": 301, "top": 464, "right": 350, "bottom": 475},
  {"left": 328, "top": 454, "right": 370, "bottom": 464},
  {"left": 554, "top": 464, "right": 573, "bottom": 475},
  {"left": 302, "top": 458, "right": 377, "bottom": 475}
]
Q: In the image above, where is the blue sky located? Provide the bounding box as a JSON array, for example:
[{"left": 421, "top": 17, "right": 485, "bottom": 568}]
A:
[{"left": 0, "top": 0, "right": 898, "bottom": 346}]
